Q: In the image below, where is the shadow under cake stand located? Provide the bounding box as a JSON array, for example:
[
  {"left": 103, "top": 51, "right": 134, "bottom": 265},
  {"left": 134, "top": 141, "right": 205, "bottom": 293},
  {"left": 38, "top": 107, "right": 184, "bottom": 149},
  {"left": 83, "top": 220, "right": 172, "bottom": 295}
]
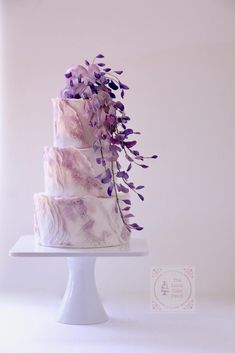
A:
[{"left": 9, "top": 235, "right": 148, "bottom": 325}]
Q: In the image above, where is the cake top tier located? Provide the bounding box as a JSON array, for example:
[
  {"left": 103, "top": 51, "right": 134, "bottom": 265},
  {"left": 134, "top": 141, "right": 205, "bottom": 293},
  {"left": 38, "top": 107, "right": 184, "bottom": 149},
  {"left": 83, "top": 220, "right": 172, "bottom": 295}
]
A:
[{"left": 53, "top": 98, "right": 97, "bottom": 148}]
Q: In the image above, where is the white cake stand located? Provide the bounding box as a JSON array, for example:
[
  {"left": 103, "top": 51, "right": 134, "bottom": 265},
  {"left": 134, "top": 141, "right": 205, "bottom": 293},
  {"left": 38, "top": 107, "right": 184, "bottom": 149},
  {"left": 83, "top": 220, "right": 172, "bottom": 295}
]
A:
[{"left": 9, "top": 235, "right": 148, "bottom": 325}]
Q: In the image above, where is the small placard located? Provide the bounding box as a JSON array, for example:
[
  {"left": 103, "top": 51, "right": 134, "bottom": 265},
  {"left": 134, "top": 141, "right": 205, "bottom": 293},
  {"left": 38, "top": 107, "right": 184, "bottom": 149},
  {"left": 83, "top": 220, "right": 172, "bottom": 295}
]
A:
[{"left": 151, "top": 267, "right": 195, "bottom": 312}]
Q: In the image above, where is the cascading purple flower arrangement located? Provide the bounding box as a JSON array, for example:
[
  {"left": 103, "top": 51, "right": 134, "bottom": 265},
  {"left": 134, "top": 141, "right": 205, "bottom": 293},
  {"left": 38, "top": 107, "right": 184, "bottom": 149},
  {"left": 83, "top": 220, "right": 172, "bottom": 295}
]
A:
[{"left": 60, "top": 54, "right": 157, "bottom": 231}]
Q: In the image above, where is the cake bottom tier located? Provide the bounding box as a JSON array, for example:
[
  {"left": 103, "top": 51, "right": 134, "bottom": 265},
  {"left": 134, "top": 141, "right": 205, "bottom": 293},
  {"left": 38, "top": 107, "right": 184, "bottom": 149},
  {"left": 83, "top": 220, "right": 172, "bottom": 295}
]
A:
[{"left": 34, "top": 193, "right": 130, "bottom": 248}]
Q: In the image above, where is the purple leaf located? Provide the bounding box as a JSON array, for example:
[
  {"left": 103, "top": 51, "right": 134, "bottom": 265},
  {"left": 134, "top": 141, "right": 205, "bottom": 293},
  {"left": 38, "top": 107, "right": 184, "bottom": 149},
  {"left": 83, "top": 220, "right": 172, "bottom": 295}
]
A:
[
  {"left": 127, "top": 163, "right": 132, "bottom": 172},
  {"left": 108, "top": 80, "right": 119, "bottom": 90},
  {"left": 152, "top": 154, "right": 158, "bottom": 159},
  {"left": 65, "top": 71, "right": 72, "bottom": 79},
  {"left": 116, "top": 161, "right": 122, "bottom": 170},
  {"left": 93, "top": 143, "right": 99, "bottom": 152},
  {"left": 104, "top": 68, "right": 111, "bottom": 72},
  {"left": 94, "top": 72, "right": 101, "bottom": 79},
  {"left": 116, "top": 171, "right": 128, "bottom": 179},
  {"left": 124, "top": 140, "right": 137, "bottom": 148},
  {"left": 101, "top": 177, "right": 111, "bottom": 184},
  {"left": 101, "top": 169, "right": 112, "bottom": 184},
  {"left": 85, "top": 60, "right": 90, "bottom": 66},
  {"left": 124, "top": 214, "right": 134, "bottom": 218},
  {"left": 96, "top": 157, "right": 101, "bottom": 164},
  {"left": 137, "top": 193, "right": 144, "bottom": 201},
  {"left": 98, "top": 63, "right": 105, "bottom": 67},
  {"left": 140, "top": 164, "right": 149, "bottom": 168},
  {"left": 109, "top": 92, "right": 116, "bottom": 99},
  {"left": 115, "top": 101, "right": 125, "bottom": 111},
  {"left": 132, "top": 150, "right": 140, "bottom": 156},
  {"left": 121, "top": 89, "right": 124, "bottom": 99},
  {"left": 95, "top": 172, "right": 103, "bottom": 179},
  {"left": 135, "top": 155, "right": 144, "bottom": 160},
  {"left": 107, "top": 184, "right": 113, "bottom": 196},
  {"left": 136, "top": 185, "right": 144, "bottom": 190},
  {"left": 126, "top": 182, "right": 135, "bottom": 189},
  {"left": 122, "top": 206, "right": 131, "bottom": 211},
  {"left": 117, "top": 184, "right": 129, "bottom": 193},
  {"left": 106, "top": 168, "right": 112, "bottom": 179},
  {"left": 122, "top": 199, "right": 131, "bottom": 205},
  {"left": 125, "top": 154, "right": 134, "bottom": 162},
  {"left": 119, "top": 81, "right": 129, "bottom": 90},
  {"left": 124, "top": 128, "right": 133, "bottom": 136},
  {"left": 114, "top": 70, "right": 123, "bottom": 75},
  {"left": 96, "top": 54, "right": 104, "bottom": 58},
  {"left": 130, "top": 223, "right": 143, "bottom": 231}
]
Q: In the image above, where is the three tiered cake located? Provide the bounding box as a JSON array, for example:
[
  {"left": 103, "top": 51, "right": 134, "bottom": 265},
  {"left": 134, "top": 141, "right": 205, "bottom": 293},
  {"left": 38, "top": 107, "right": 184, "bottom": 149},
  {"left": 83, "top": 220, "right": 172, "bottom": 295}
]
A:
[{"left": 34, "top": 54, "right": 156, "bottom": 248}]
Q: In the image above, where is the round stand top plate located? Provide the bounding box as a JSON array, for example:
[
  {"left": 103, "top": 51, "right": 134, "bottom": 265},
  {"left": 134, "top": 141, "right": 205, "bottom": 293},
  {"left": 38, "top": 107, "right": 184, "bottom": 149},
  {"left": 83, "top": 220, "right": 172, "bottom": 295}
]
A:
[{"left": 9, "top": 235, "right": 148, "bottom": 258}]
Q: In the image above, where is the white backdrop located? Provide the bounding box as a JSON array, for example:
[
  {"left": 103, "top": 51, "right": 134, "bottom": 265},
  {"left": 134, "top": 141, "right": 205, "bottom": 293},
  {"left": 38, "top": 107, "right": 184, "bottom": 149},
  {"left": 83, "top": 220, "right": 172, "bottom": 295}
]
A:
[{"left": 0, "top": 0, "right": 235, "bottom": 301}]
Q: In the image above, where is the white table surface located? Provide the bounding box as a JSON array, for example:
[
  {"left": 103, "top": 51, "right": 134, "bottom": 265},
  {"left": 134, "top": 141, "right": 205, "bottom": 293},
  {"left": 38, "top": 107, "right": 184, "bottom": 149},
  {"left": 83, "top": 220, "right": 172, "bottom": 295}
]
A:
[{"left": 9, "top": 235, "right": 148, "bottom": 257}]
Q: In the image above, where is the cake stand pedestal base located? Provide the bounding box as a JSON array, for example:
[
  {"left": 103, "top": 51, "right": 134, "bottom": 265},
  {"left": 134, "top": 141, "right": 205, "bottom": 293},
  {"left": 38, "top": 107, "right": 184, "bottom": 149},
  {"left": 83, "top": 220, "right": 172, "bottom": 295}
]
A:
[
  {"left": 57, "top": 257, "right": 108, "bottom": 325},
  {"left": 9, "top": 235, "right": 148, "bottom": 325}
]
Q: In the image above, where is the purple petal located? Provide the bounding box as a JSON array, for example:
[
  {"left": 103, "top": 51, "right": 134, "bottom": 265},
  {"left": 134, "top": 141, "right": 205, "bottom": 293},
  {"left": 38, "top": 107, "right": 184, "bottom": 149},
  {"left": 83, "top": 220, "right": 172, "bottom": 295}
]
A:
[
  {"left": 96, "top": 157, "right": 101, "bottom": 164},
  {"left": 122, "top": 206, "right": 130, "bottom": 211},
  {"left": 109, "top": 92, "right": 116, "bottom": 99},
  {"left": 117, "top": 184, "right": 129, "bottom": 193},
  {"left": 137, "top": 193, "right": 144, "bottom": 201},
  {"left": 114, "top": 70, "right": 123, "bottom": 75},
  {"left": 98, "top": 63, "right": 105, "bottom": 67},
  {"left": 124, "top": 128, "right": 133, "bottom": 136},
  {"left": 136, "top": 185, "right": 144, "bottom": 190},
  {"left": 126, "top": 182, "right": 135, "bottom": 189},
  {"left": 123, "top": 199, "right": 131, "bottom": 205},
  {"left": 132, "top": 150, "right": 139, "bottom": 156},
  {"left": 101, "top": 177, "right": 111, "bottom": 184},
  {"left": 94, "top": 72, "right": 101, "bottom": 79},
  {"left": 152, "top": 154, "right": 158, "bottom": 159},
  {"left": 85, "top": 60, "right": 90, "bottom": 66},
  {"left": 104, "top": 68, "right": 111, "bottom": 72},
  {"left": 119, "top": 81, "right": 129, "bottom": 90},
  {"left": 116, "top": 171, "right": 128, "bottom": 179},
  {"left": 108, "top": 80, "right": 119, "bottom": 90},
  {"left": 124, "top": 213, "right": 134, "bottom": 218},
  {"left": 107, "top": 184, "right": 113, "bottom": 196},
  {"left": 130, "top": 223, "right": 143, "bottom": 231},
  {"left": 127, "top": 163, "right": 132, "bottom": 172},
  {"left": 96, "top": 54, "right": 104, "bottom": 58},
  {"left": 106, "top": 168, "right": 112, "bottom": 179},
  {"left": 140, "top": 164, "right": 149, "bottom": 168},
  {"left": 121, "top": 89, "right": 124, "bottom": 99},
  {"left": 124, "top": 140, "right": 137, "bottom": 149},
  {"left": 115, "top": 101, "right": 124, "bottom": 111},
  {"left": 125, "top": 154, "right": 134, "bottom": 162},
  {"left": 65, "top": 71, "right": 72, "bottom": 78}
]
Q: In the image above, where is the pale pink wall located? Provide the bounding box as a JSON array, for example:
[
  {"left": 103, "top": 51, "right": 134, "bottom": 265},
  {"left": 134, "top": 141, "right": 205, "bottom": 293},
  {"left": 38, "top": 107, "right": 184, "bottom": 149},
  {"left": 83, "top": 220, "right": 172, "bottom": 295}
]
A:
[{"left": 0, "top": 0, "right": 235, "bottom": 299}]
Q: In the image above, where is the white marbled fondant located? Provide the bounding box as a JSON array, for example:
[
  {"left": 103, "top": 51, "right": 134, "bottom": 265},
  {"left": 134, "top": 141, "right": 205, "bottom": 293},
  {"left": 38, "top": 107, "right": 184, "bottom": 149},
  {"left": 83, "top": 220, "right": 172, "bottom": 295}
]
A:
[
  {"left": 34, "top": 193, "right": 130, "bottom": 248},
  {"left": 44, "top": 146, "right": 109, "bottom": 197},
  {"left": 53, "top": 98, "right": 97, "bottom": 148}
]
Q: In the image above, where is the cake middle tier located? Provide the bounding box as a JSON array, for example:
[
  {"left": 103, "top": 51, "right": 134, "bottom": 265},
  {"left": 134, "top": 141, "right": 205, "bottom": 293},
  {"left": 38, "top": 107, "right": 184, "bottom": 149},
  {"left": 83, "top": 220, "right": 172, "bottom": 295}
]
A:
[{"left": 44, "top": 146, "right": 111, "bottom": 197}]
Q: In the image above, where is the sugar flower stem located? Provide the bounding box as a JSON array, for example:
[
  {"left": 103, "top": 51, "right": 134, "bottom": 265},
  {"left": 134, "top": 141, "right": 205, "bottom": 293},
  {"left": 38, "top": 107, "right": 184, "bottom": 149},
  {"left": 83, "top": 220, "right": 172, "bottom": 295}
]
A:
[
  {"left": 115, "top": 160, "right": 141, "bottom": 198},
  {"left": 111, "top": 161, "right": 130, "bottom": 231},
  {"left": 123, "top": 145, "right": 145, "bottom": 167}
]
